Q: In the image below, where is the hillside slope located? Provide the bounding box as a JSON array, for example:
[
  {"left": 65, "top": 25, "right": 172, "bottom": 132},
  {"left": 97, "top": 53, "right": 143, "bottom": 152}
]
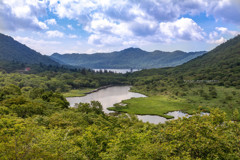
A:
[
  {"left": 133, "top": 35, "right": 240, "bottom": 87},
  {"left": 0, "top": 33, "right": 58, "bottom": 66},
  {"left": 174, "top": 35, "right": 240, "bottom": 86}
]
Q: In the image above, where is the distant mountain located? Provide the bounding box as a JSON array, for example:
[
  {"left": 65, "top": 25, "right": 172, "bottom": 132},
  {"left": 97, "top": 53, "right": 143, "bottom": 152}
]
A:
[
  {"left": 50, "top": 48, "right": 206, "bottom": 69},
  {"left": 0, "top": 33, "right": 58, "bottom": 66}
]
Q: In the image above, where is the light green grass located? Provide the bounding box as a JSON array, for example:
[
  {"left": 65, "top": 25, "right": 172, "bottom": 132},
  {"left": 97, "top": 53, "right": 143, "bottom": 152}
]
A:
[
  {"left": 108, "top": 95, "right": 197, "bottom": 119},
  {"left": 117, "top": 85, "right": 240, "bottom": 119},
  {"left": 63, "top": 88, "right": 96, "bottom": 97}
]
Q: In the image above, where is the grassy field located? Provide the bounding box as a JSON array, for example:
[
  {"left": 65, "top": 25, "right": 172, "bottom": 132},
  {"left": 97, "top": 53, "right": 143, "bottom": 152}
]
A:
[
  {"left": 109, "top": 95, "right": 197, "bottom": 118},
  {"left": 109, "top": 86, "right": 240, "bottom": 119},
  {"left": 63, "top": 88, "right": 96, "bottom": 97}
]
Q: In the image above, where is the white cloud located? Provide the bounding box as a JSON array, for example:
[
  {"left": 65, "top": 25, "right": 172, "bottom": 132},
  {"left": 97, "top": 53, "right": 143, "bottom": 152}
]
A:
[
  {"left": 68, "top": 34, "right": 78, "bottom": 38},
  {"left": 0, "top": 0, "right": 48, "bottom": 31},
  {"left": 207, "top": 37, "right": 227, "bottom": 44},
  {"left": 45, "top": 19, "right": 57, "bottom": 25},
  {"left": 14, "top": 36, "right": 61, "bottom": 55},
  {"left": 216, "top": 27, "right": 240, "bottom": 36},
  {"left": 158, "top": 18, "right": 205, "bottom": 41},
  {"left": 1, "top": 0, "right": 240, "bottom": 52},
  {"left": 206, "top": 0, "right": 240, "bottom": 25},
  {"left": 67, "top": 24, "right": 74, "bottom": 30},
  {"left": 46, "top": 30, "right": 64, "bottom": 38},
  {"left": 207, "top": 27, "right": 239, "bottom": 44},
  {"left": 87, "top": 17, "right": 205, "bottom": 47}
]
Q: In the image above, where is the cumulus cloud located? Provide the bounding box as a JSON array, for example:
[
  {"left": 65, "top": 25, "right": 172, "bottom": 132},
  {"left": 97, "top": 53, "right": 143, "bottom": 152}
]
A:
[
  {"left": 68, "top": 34, "right": 78, "bottom": 38},
  {"left": 49, "top": 0, "right": 240, "bottom": 47},
  {"left": 1, "top": 0, "right": 240, "bottom": 51},
  {"left": 14, "top": 36, "right": 61, "bottom": 55},
  {"left": 158, "top": 18, "right": 205, "bottom": 41},
  {"left": 46, "top": 30, "right": 64, "bottom": 38},
  {"left": 45, "top": 19, "right": 57, "bottom": 25},
  {"left": 207, "top": 0, "right": 240, "bottom": 25},
  {"left": 207, "top": 27, "right": 239, "bottom": 44},
  {"left": 0, "top": 0, "right": 48, "bottom": 31},
  {"left": 207, "top": 37, "right": 227, "bottom": 44},
  {"left": 216, "top": 27, "right": 240, "bottom": 36},
  {"left": 67, "top": 25, "right": 74, "bottom": 30}
]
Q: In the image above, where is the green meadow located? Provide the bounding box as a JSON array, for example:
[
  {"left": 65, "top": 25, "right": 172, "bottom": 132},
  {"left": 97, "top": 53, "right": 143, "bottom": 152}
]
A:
[{"left": 109, "top": 85, "right": 240, "bottom": 119}]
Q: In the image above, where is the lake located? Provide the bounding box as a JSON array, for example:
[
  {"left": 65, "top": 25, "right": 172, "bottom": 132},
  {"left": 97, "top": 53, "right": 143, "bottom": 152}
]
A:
[
  {"left": 66, "top": 86, "right": 190, "bottom": 124},
  {"left": 93, "top": 69, "right": 141, "bottom": 74}
]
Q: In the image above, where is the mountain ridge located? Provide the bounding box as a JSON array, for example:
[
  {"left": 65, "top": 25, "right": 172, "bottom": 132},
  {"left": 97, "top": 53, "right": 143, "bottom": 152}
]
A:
[{"left": 50, "top": 48, "right": 206, "bottom": 69}]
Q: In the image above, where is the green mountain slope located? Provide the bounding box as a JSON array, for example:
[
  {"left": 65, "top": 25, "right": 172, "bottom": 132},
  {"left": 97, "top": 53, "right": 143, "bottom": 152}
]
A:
[
  {"left": 50, "top": 48, "right": 206, "bottom": 69},
  {"left": 0, "top": 33, "right": 58, "bottom": 66},
  {"left": 174, "top": 35, "right": 240, "bottom": 87}
]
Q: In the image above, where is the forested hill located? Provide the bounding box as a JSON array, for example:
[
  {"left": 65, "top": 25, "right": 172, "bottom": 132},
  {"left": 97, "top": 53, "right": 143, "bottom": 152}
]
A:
[
  {"left": 0, "top": 33, "right": 58, "bottom": 66},
  {"left": 173, "top": 35, "right": 240, "bottom": 87},
  {"left": 133, "top": 35, "right": 240, "bottom": 87},
  {"left": 50, "top": 48, "right": 206, "bottom": 69}
]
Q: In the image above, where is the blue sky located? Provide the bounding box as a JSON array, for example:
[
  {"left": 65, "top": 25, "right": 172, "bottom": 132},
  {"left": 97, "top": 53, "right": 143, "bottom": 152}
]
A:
[{"left": 0, "top": 0, "right": 240, "bottom": 55}]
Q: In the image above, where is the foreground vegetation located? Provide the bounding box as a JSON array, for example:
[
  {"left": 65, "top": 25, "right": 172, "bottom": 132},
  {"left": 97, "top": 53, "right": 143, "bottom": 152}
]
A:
[
  {"left": 1, "top": 82, "right": 240, "bottom": 159},
  {"left": 0, "top": 66, "right": 239, "bottom": 159}
]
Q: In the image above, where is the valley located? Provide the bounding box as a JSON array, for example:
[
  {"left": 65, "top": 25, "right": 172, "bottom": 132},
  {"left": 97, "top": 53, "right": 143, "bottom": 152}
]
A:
[{"left": 0, "top": 33, "right": 240, "bottom": 159}]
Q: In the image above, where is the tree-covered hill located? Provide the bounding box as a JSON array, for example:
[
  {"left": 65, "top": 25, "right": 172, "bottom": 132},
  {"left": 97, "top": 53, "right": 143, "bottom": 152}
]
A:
[
  {"left": 50, "top": 48, "right": 206, "bottom": 69},
  {"left": 132, "top": 35, "right": 240, "bottom": 87},
  {"left": 0, "top": 33, "right": 59, "bottom": 66},
  {"left": 173, "top": 35, "right": 240, "bottom": 87}
]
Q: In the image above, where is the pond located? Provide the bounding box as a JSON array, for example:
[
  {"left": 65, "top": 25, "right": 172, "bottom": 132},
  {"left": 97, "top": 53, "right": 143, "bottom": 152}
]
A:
[
  {"left": 66, "top": 86, "right": 146, "bottom": 113},
  {"left": 66, "top": 86, "right": 191, "bottom": 124},
  {"left": 93, "top": 69, "right": 141, "bottom": 74}
]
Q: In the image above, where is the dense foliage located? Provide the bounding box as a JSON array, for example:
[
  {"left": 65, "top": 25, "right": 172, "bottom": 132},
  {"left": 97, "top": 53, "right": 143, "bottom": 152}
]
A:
[{"left": 1, "top": 82, "right": 240, "bottom": 159}]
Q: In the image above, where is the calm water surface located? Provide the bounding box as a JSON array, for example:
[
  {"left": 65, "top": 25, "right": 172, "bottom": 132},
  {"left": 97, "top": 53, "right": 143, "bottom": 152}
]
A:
[
  {"left": 66, "top": 86, "right": 194, "bottom": 124},
  {"left": 93, "top": 69, "right": 140, "bottom": 74},
  {"left": 66, "top": 86, "right": 145, "bottom": 113},
  {"left": 138, "top": 111, "right": 191, "bottom": 124}
]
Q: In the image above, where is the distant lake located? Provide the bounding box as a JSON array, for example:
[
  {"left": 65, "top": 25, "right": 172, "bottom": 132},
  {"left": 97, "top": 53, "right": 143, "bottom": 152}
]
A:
[
  {"left": 66, "top": 86, "right": 191, "bottom": 124},
  {"left": 93, "top": 69, "right": 141, "bottom": 74}
]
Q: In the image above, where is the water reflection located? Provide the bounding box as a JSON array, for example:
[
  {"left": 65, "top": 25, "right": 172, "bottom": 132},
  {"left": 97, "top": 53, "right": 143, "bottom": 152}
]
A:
[
  {"left": 66, "top": 86, "right": 146, "bottom": 113},
  {"left": 166, "top": 111, "right": 191, "bottom": 119},
  {"left": 137, "top": 115, "right": 168, "bottom": 124},
  {"left": 137, "top": 111, "right": 190, "bottom": 124},
  {"left": 93, "top": 69, "right": 140, "bottom": 74},
  {"left": 66, "top": 86, "right": 209, "bottom": 124}
]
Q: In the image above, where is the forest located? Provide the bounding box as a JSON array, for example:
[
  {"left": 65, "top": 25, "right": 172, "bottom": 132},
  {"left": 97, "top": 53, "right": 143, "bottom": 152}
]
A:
[
  {"left": 0, "top": 61, "right": 240, "bottom": 159},
  {"left": 0, "top": 71, "right": 240, "bottom": 159}
]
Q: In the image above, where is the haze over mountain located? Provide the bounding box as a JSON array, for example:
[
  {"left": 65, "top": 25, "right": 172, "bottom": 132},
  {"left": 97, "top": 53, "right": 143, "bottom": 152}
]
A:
[
  {"left": 0, "top": 33, "right": 58, "bottom": 66},
  {"left": 50, "top": 49, "right": 206, "bottom": 69}
]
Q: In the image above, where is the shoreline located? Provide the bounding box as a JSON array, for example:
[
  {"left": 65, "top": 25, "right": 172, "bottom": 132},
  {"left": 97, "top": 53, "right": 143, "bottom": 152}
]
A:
[
  {"left": 65, "top": 84, "right": 131, "bottom": 98},
  {"left": 84, "top": 85, "right": 113, "bottom": 95}
]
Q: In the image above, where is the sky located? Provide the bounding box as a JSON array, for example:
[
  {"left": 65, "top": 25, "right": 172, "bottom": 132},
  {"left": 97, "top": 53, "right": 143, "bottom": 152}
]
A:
[{"left": 0, "top": 0, "right": 240, "bottom": 55}]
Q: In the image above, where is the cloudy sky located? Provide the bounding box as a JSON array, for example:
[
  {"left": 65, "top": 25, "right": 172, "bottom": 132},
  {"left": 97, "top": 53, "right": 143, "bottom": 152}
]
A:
[{"left": 0, "top": 0, "right": 240, "bottom": 55}]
